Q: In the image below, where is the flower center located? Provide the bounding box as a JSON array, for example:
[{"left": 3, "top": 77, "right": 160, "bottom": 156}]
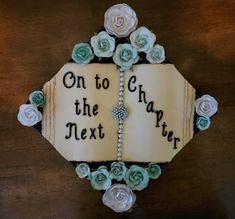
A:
[
  {"left": 136, "top": 36, "right": 147, "bottom": 47},
  {"left": 116, "top": 190, "right": 127, "bottom": 201},
  {"left": 25, "top": 109, "right": 34, "bottom": 119},
  {"left": 152, "top": 49, "right": 161, "bottom": 60},
  {"left": 98, "top": 39, "right": 110, "bottom": 51},
  {"left": 149, "top": 166, "right": 157, "bottom": 174},
  {"left": 113, "top": 16, "right": 124, "bottom": 27},
  {"left": 113, "top": 167, "right": 122, "bottom": 175},
  {"left": 130, "top": 172, "right": 143, "bottom": 185},
  {"left": 80, "top": 166, "right": 88, "bottom": 174},
  {"left": 200, "top": 102, "right": 211, "bottom": 112},
  {"left": 96, "top": 173, "right": 106, "bottom": 184},
  {"left": 120, "top": 49, "right": 132, "bottom": 62},
  {"left": 77, "top": 48, "right": 90, "bottom": 59},
  {"left": 199, "top": 118, "right": 208, "bottom": 126},
  {"left": 33, "top": 94, "right": 42, "bottom": 102}
]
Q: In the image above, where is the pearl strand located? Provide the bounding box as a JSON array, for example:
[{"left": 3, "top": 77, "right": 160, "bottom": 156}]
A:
[{"left": 112, "top": 70, "right": 127, "bottom": 161}]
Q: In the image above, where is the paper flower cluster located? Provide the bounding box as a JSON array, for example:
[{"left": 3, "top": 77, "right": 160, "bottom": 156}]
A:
[
  {"left": 75, "top": 162, "right": 161, "bottom": 212},
  {"left": 16, "top": 2, "right": 219, "bottom": 214},
  {"left": 75, "top": 162, "right": 161, "bottom": 191},
  {"left": 194, "top": 94, "right": 218, "bottom": 131},
  {"left": 17, "top": 90, "right": 46, "bottom": 127},
  {"left": 71, "top": 3, "right": 165, "bottom": 70}
]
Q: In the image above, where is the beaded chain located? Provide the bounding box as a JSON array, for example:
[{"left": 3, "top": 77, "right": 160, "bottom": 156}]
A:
[{"left": 112, "top": 70, "right": 128, "bottom": 161}]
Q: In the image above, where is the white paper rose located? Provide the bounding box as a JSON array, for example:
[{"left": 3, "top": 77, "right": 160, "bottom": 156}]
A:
[
  {"left": 195, "top": 94, "right": 218, "bottom": 117},
  {"left": 130, "top": 26, "right": 156, "bottom": 52},
  {"left": 90, "top": 31, "right": 115, "bottom": 57},
  {"left": 146, "top": 44, "right": 165, "bottom": 63},
  {"left": 17, "top": 104, "right": 42, "bottom": 127},
  {"left": 102, "top": 184, "right": 136, "bottom": 213},
  {"left": 104, "top": 4, "right": 138, "bottom": 38}
]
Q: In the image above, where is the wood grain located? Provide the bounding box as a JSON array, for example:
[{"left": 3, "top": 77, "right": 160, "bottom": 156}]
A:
[
  {"left": 0, "top": 0, "right": 235, "bottom": 218},
  {"left": 41, "top": 63, "right": 195, "bottom": 163},
  {"left": 42, "top": 77, "right": 56, "bottom": 146}
]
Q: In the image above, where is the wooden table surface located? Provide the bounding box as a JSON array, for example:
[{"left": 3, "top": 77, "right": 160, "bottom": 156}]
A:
[{"left": 0, "top": 0, "right": 235, "bottom": 218}]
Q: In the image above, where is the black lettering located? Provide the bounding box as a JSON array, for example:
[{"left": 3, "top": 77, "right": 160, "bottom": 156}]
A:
[
  {"left": 63, "top": 72, "right": 75, "bottom": 88},
  {"left": 162, "top": 122, "right": 168, "bottom": 137},
  {"left": 82, "top": 98, "right": 92, "bottom": 117},
  {"left": 128, "top": 75, "right": 137, "bottom": 92},
  {"left": 168, "top": 131, "right": 173, "bottom": 142},
  {"left": 76, "top": 75, "right": 86, "bottom": 89},
  {"left": 146, "top": 101, "right": 155, "bottom": 113},
  {"left": 155, "top": 110, "right": 163, "bottom": 127},
  {"left": 65, "top": 123, "right": 80, "bottom": 140},
  {"left": 81, "top": 128, "right": 87, "bottom": 140},
  {"left": 89, "top": 128, "right": 96, "bottom": 139},
  {"left": 93, "top": 104, "right": 98, "bottom": 116},
  {"left": 95, "top": 74, "right": 102, "bottom": 89},
  {"left": 102, "top": 78, "right": 109, "bottom": 89},
  {"left": 173, "top": 137, "right": 180, "bottom": 149},
  {"left": 74, "top": 99, "right": 81, "bottom": 115},
  {"left": 138, "top": 85, "right": 147, "bottom": 103},
  {"left": 98, "top": 123, "right": 105, "bottom": 139},
  {"left": 75, "top": 99, "right": 98, "bottom": 117}
]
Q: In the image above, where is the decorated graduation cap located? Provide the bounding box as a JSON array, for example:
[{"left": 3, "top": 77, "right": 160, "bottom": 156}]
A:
[{"left": 17, "top": 3, "right": 218, "bottom": 213}]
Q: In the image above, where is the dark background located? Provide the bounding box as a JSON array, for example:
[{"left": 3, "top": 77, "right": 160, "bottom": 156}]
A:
[{"left": 0, "top": 0, "right": 235, "bottom": 218}]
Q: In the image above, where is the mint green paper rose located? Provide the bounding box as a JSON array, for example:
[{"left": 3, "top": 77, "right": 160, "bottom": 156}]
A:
[
  {"left": 125, "top": 165, "right": 149, "bottom": 191},
  {"left": 113, "top": 43, "right": 139, "bottom": 70},
  {"left": 146, "top": 44, "right": 165, "bottom": 64},
  {"left": 130, "top": 26, "right": 156, "bottom": 53},
  {"left": 71, "top": 42, "right": 94, "bottom": 65},
  {"left": 75, "top": 163, "right": 90, "bottom": 179},
  {"left": 196, "top": 116, "right": 211, "bottom": 131},
  {"left": 110, "top": 162, "right": 127, "bottom": 181},
  {"left": 90, "top": 169, "right": 112, "bottom": 190},
  {"left": 145, "top": 163, "right": 161, "bottom": 179},
  {"left": 90, "top": 31, "right": 115, "bottom": 57},
  {"left": 29, "top": 90, "right": 46, "bottom": 107}
]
